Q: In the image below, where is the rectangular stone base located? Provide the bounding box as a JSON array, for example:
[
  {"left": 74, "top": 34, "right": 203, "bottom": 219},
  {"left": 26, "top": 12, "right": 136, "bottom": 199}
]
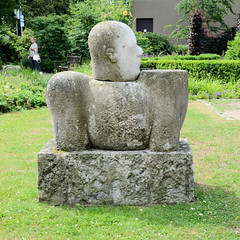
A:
[{"left": 38, "top": 139, "right": 194, "bottom": 206}]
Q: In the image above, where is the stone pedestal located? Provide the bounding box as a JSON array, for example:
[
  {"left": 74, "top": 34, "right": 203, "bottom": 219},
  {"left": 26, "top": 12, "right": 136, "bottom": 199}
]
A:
[{"left": 38, "top": 139, "right": 194, "bottom": 206}]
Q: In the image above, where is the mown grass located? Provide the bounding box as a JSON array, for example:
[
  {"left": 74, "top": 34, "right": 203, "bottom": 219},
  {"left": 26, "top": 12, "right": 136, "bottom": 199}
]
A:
[{"left": 0, "top": 101, "right": 239, "bottom": 239}]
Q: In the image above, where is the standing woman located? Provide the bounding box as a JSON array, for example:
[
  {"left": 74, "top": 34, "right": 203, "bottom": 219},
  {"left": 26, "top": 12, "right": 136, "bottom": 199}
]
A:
[{"left": 28, "top": 37, "right": 43, "bottom": 75}]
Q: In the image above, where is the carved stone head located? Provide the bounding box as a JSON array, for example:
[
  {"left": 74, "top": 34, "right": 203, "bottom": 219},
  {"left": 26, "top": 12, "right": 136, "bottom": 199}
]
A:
[{"left": 88, "top": 21, "right": 143, "bottom": 82}]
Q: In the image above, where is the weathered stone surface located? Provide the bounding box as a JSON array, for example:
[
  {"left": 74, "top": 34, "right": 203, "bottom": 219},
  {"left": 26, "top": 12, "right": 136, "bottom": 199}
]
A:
[
  {"left": 46, "top": 70, "right": 188, "bottom": 151},
  {"left": 46, "top": 71, "right": 92, "bottom": 151},
  {"left": 88, "top": 80, "right": 151, "bottom": 150},
  {"left": 139, "top": 70, "right": 189, "bottom": 152},
  {"left": 38, "top": 139, "right": 195, "bottom": 206},
  {"left": 88, "top": 21, "right": 143, "bottom": 82}
]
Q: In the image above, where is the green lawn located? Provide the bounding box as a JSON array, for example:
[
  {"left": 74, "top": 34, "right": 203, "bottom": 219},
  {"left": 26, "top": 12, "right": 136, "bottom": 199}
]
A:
[{"left": 0, "top": 102, "right": 240, "bottom": 239}]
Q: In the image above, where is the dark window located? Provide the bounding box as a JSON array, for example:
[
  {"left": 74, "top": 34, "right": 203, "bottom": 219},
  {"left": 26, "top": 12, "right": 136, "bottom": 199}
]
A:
[{"left": 136, "top": 18, "right": 153, "bottom": 33}]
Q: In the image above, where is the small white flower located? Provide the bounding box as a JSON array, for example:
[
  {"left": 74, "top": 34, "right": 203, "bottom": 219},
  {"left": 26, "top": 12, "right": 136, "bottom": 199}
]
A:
[
  {"left": 140, "top": 209, "right": 143, "bottom": 211},
  {"left": 199, "top": 213, "right": 203, "bottom": 216},
  {"left": 190, "top": 208, "right": 195, "bottom": 210},
  {"left": 135, "top": 218, "right": 138, "bottom": 221}
]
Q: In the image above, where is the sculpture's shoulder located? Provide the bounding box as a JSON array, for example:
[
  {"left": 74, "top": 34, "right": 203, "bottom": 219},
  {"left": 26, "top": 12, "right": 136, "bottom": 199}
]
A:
[
  {"left": 46, "top": 71, "right": 93, "bottom": 104},
  {"left": 139, "top": 69, "right": 188, "bottom": 84},
  {"left": 47, "top": 71, "right": 92, "bottom": 94},
  {"left": 48, "top": 71, "right": 92, "bottom": 86}
]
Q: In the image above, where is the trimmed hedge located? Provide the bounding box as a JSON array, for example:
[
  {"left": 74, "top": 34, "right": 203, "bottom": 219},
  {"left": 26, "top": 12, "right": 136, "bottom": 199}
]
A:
[
  {"left": 141, "top": 59, "right": 240, "bottom": 82},
  {"left": 142, "top": 54, "right": 221, "bottom": 61}
]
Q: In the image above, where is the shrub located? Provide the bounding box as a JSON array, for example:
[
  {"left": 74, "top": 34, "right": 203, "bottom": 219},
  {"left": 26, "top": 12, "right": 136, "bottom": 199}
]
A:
[
  {"left": 0, "top": 58, "right": 2, "bottom": 70},
  {"left": 172, "top": 45, "right": 188, "bottom": 55},
  {"left": 203, "top": 27, "right": 237, "bottom": 55},
  {"left": 141, "top": 59, "right": 240, "bottom": 82},
  {"left": 29, "top": 14, "right": 70, "bottom": 62},
  {"left": 0, "top": 24, "right": 18, "bottom": 63},
  {"left": 135, "top": 32, "right": 173, "bottom": 56},
  {"left": 0, "top": 69, "right": 52, "bottom": 113},
  {"left": 225, "top": 32, "right": 240, "bottom": 60},
  {"left": 67, "top": 0, "right": 133, "bottom": 58}
]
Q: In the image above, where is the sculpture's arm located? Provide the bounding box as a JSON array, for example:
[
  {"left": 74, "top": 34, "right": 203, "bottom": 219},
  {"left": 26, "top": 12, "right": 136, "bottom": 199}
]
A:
[
  {"left": 46, "top": 71, "right": 92, "bottom": 151},
  {"left": 139, "top": 70, "right": 188, "bottom": 152}
]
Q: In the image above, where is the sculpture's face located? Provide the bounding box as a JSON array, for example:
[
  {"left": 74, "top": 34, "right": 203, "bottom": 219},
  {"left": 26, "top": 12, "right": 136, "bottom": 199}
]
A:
[{"left": 116, "top": 28, "right": 143, "bottom": 81}]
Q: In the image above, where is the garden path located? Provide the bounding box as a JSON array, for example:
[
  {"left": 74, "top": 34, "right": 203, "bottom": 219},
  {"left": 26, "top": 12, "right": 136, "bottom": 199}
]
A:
[{"left": 201, "top": 100, "right": 240, "bottom": 120}]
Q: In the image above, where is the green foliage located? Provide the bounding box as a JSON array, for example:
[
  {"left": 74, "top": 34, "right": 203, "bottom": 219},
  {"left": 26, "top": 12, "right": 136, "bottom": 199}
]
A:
[
  {"left": 172, "top": 44, "right": 188, "bottom": 55},
  {"left": 0, "top": 0, "right": 19, "bottom": 27},
  {"left": 22, "top": 0, "right": 71, "bottom": 21},
  {"left": 141, "top": 59, "right": 240, "bottom": 82},
  {"left": 225, "top": 32, "right": 240, "bottom": 60},
  {"left": 0, "top": 23, "right": 33, "bottom": 64},
  {"left": 29, "top": 14, "right": 70, "bottom": 67},
  {"left": 166, "top": 0, "right": 235, "bottom": 40},
  {"left": 135, "top": 32, "right": 173, "bottom": 56},
  {"left": 0, "top": 69, "right": 51, "bottom": 113},
  {"left": 144, "top": 54, "right": 221, "bottom": 61},
  {"left": 67, "top": 0, "right": 133, "bottom": 57},
  {"left": 15, "top": 28, "right": 34, "bottom": 59},
  {"left": 0, "top": 23, "right": 18, "bottom": 63},
  {"left": 188, "top": 77, "right": 240, "bottom": 99}
]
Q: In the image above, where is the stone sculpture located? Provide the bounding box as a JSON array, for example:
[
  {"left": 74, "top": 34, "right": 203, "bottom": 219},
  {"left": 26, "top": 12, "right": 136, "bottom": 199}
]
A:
[{"left": 38, "top": 21, "right": 194, "bottom": 206}]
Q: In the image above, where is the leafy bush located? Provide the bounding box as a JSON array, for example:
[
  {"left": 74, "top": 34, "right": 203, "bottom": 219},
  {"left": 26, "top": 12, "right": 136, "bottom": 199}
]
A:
[
  {"left": 225, "top": 32, "right": 240, "bottom": 60},
  {"left": 15, "top": 28, "right": 35, "bottom": 59},
  {"left": 0, "top": 24, "right": 18, "bottom": 63},
  {"left": 141, "top": 59, "right": 240, "bottom": 82},
  {"left": 0, "top": 24, "right": 34, "bottom": 64},
  {"left": 135, "top": 32, "right": 173, "bottom": 56},
  {"left": 0, "top": 58, "right": 2, "bottom": 70},
  {"left": 29, "top": 15, "right": 70, "bottom": 63},
  {"left": 172, "top": 45, "right": 188, "bottom": 55},
  {"left": 67, "top": 0, "right": 133, "bottom": 58},
  {"left": 0, "top": 69, "right": 51, "bottom": 113},
  {"left": 203, "top": 27, "right": 237, "bottom": 55}
]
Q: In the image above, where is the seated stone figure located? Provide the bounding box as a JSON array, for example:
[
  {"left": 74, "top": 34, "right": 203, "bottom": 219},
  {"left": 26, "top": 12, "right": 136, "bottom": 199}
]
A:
[{"left": 46, "top": 21, "right": 188, "bottom": 152}]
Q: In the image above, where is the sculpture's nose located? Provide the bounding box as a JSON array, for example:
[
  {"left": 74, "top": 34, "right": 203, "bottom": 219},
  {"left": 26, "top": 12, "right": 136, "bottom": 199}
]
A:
[{"left": 137, "top": 46, "right": 143, "bottom": 58}]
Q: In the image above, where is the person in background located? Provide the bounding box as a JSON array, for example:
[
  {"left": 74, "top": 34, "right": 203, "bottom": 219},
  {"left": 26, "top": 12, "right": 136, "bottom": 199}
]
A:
[{"left": 28, "top": 37, "right": 43, "bottom": 75}]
